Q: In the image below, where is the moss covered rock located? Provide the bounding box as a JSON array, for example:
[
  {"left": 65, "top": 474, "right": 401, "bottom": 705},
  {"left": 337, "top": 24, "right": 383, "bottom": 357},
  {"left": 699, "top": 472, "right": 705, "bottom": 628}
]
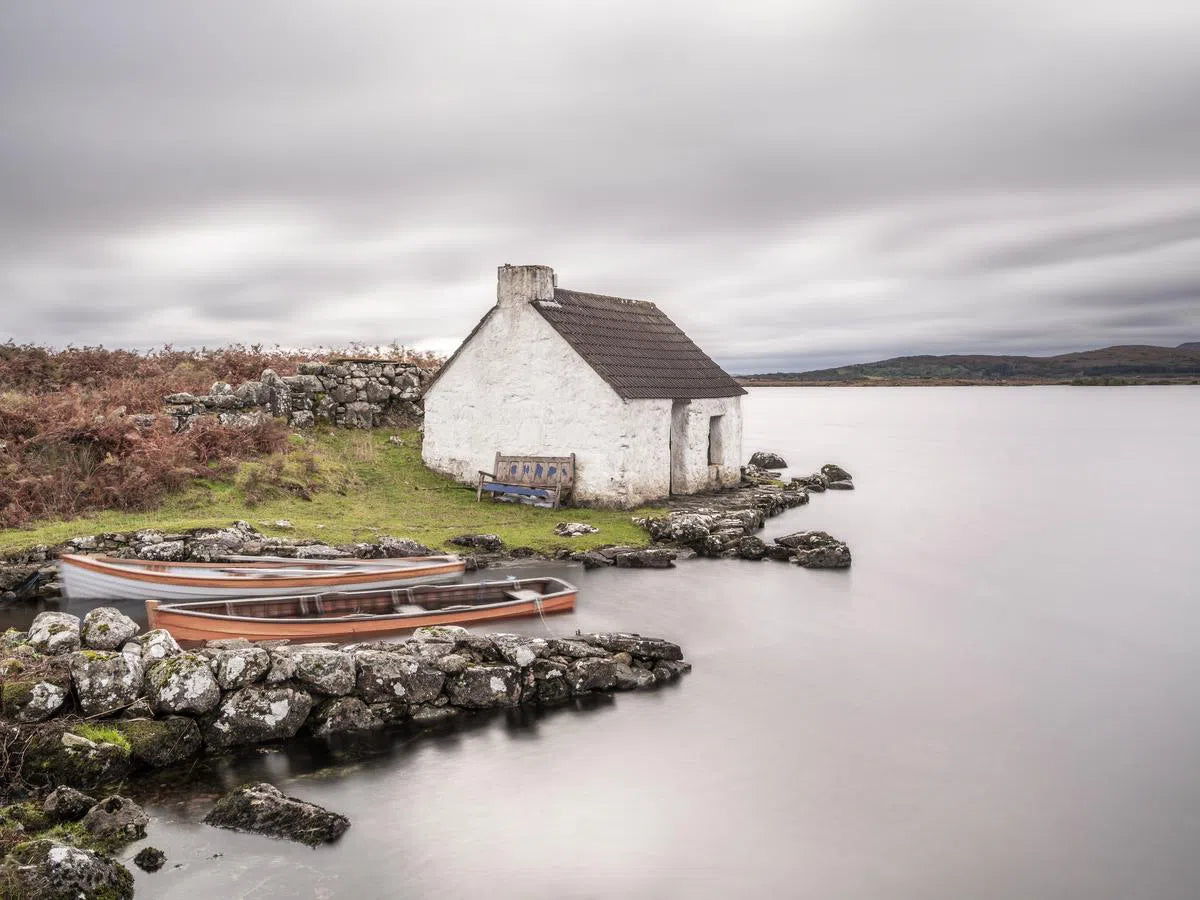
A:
[
  {"left": 22, "top": 726, "right": 132, "bottom": 791},
  {"left": 109, "top": 716, "right": 202, "bottom": 768}
]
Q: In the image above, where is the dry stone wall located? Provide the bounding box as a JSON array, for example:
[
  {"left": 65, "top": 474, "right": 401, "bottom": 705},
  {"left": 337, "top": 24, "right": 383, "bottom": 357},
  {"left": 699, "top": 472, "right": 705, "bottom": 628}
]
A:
[{"left": 164, "top": 359, "right": 433, "bottom": 431}]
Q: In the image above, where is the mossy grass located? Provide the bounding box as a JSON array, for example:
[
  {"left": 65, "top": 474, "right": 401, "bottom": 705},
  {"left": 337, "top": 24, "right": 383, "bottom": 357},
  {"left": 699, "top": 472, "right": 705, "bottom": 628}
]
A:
[
  {"left": 0, "top": 428, "right": 662, "bottom": 555},
  {"left": 69, "top": 726, "right": 132, "bottom": 756}
]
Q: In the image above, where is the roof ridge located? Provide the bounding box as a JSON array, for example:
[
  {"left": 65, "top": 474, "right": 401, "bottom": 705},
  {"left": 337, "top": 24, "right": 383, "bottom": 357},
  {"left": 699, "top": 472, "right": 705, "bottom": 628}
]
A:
[{"left": 553, "top": 287, "right": 657, "bottom": 309}]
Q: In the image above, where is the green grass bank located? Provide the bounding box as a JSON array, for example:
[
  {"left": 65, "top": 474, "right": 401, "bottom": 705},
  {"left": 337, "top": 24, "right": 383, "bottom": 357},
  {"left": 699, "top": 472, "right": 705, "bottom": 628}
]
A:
[{"left": 0, "top": 429, "right": 660, "bottom": 556}]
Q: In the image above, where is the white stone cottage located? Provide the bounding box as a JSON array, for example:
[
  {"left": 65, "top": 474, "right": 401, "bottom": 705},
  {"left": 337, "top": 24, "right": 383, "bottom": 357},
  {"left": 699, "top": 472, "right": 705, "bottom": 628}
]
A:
[{"left": 422, "top": 265, "right": 746, "bottom": 507}]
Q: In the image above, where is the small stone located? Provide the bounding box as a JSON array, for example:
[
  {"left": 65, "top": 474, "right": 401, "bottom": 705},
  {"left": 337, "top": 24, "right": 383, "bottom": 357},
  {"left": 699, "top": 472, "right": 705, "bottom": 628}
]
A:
[{"left": 82, "top": 796, "right": 149, "bottom": 845}]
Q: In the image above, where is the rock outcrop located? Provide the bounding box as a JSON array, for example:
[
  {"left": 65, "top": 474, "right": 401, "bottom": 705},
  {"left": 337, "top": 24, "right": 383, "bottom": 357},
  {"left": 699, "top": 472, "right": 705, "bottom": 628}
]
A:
[
  {"left": 777, "top": 531, "right": 852, "bottom": 568},
  {"left": 203, "top": 782, "right": 350, "bottom": 846}
]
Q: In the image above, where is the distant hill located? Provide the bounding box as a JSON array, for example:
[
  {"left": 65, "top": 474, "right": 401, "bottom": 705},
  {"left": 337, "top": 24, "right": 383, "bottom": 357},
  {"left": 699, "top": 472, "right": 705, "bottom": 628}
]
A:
[{"left": 741, "top": 343, "right": 1200, "bottom": 386}]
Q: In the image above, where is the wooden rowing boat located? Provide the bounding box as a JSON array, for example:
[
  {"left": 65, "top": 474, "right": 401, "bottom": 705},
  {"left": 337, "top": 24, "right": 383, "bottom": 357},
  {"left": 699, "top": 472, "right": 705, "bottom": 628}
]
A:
[
  {"left": 144, "top": 577, "right": 578, "bottom": 643},
  {"left": 59, "top": 553, "right": 467, "bottom": 601}
]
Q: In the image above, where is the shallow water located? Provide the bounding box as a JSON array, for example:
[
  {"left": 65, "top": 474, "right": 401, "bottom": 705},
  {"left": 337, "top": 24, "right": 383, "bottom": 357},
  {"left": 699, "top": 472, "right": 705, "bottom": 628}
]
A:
[{"left": 7, "top": 386, "right": 1200, "bottom": 899}]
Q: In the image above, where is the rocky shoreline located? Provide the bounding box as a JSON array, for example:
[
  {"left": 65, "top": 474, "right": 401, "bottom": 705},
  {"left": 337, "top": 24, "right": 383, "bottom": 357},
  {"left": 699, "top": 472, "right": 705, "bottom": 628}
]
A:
[{"left": 1, "top": 459, "right": 855, "bottom": 601}]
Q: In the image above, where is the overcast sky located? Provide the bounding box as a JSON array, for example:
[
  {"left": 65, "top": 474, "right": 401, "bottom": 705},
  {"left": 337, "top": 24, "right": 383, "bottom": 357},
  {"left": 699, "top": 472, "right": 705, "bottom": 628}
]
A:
[{"left": 2, "top": 1, "right": 1198, "bottom": 372}]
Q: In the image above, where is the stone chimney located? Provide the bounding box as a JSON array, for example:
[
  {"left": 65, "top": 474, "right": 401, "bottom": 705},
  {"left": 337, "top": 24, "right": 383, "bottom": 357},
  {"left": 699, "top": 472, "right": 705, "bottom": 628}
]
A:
[{"left": 497, "top": 264, "right": 556, "bottom": 308}]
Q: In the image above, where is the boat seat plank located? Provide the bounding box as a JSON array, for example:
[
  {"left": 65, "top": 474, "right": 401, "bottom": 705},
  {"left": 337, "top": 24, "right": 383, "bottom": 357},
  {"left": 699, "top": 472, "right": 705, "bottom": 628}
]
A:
[{"left": 503, "top": 589, "right": 543, "bottom": 602}]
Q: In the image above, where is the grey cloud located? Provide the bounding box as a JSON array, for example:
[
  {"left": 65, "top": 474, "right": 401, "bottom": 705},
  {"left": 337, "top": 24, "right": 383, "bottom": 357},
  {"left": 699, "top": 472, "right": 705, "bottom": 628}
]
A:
[{"left": 2, "top": 0, "right": 1199, "bottom": 368}]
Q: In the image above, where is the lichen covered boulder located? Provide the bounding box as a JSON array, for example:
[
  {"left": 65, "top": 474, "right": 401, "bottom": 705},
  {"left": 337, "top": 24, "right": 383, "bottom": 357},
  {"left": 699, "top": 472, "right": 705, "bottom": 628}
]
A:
[
  {"left": 27, "top": 612, "right": 81, "bottom": 655},
  {"left": 136, "top": 628, "right": 181, "bottom": 663},
  {"left": 488, "top": 634, "right": 547, "bottom": 668},
  {"left": 209, "top": 646, "right": 271, "bottom": 690},
  {"left": 203, "top": 685, "right": 314, "bottom": 750},
  {"left": 569, "top": 657, "right": 618, "bottom": 693},
  {"left": 354, "top": 650, "right": 445, "bottom": 703},
  {"left": 68, "top": 650, "right": 144, "bottom": 717},
  {"left": 80, "top": 607, "right": 139, "bottom": 651},
  {"left": 290, "top": 646, "right": 355, "bottom": 696},
  {"left": 203, "top": 782, "right": 349, "bottom": 845},
  {"left": 2, "top": 675, "right": 69, "bottom": 723},
  {"left": 445, "top": 664, "right": 522, "bottom": 708},
  {"left": 144, "top": 652, "right": 221, "bottom": 715},
  {"left": 0, "top": 839, "right": 133, "bottom": 900}
]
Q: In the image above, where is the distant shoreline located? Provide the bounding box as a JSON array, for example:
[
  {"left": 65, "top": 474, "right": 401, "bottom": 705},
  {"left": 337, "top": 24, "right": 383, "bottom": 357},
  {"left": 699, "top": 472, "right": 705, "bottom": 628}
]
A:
[{"left": 737, "top": 377, "right": 1200, "bottom": 387}]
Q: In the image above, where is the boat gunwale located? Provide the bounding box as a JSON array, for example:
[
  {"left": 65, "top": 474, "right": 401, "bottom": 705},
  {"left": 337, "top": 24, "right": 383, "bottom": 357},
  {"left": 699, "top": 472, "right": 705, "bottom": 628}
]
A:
[
  {"left": 59, "top": 553, "right": 466, "bottom": 589},
  {"left": 150, "top": 577, "right": 578, "bottom": 625},
  {"left": 60, "top": 553, "right": 461, "bottom": 571}
]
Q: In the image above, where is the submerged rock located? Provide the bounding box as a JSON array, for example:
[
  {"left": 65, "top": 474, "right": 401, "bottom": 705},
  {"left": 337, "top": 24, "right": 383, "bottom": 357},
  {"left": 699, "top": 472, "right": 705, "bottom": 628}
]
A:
[
  {"left": 203, "top": 686, "right": 313, "bottom": 750},
  {"left": 203, "top": 782, "right": 349, "bottom": 845},
  {"left": 27, "top": 612, "right": 81, "bottom": 655},
  {"left": 133, "top": 846, "right": 166, "bottom": 873},
  {"left": 749, "top": 451, "right": 788, "bottom": 469},
  {"left": 0, "top": 839, "right": 133, "bottom": 900},
  {"left": 820, "top": 463, "right": 853, "bottom": 482},
  {"left": 69, "top": 650, "right": 144, "bottom": 716},
  {"left": 80, "top": 607, "right": 139, "bottom": 651},
  {"left": 776, "top": 531, "right": 852, "bottom": 568}
]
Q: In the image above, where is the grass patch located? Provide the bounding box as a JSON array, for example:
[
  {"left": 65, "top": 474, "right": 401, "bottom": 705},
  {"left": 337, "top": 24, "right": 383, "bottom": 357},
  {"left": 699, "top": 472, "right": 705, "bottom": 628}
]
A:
[
  {"left": 0, "top": 429, "right": 661, "bottom": 555},
  {"left": 70, "top": 726, "right": 132, "bottom": 755}
]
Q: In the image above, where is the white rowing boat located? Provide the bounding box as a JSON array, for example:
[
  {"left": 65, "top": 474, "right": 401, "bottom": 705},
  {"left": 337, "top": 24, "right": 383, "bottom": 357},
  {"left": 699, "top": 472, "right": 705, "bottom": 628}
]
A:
[{"left": 58, "top": 553, "right": 466, "bottom": 601}]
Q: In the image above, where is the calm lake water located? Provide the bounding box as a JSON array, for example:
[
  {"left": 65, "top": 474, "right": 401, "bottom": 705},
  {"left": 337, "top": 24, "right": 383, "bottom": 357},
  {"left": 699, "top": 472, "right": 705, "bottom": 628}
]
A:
[{"left": 8, "top": 386, "right": 1200, "bottom": 899}]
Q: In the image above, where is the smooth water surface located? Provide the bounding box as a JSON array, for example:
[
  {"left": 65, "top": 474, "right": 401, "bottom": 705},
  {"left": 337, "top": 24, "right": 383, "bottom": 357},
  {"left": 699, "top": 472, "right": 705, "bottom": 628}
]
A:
[{"left": 9, "top": 387, "right": 1200, "bottom": 899}]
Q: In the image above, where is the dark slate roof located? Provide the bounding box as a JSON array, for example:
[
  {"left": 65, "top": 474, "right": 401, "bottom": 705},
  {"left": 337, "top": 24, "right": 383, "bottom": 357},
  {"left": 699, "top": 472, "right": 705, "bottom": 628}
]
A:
[{"left": 532, "top": 288, "right": 746, "bottom": 400}]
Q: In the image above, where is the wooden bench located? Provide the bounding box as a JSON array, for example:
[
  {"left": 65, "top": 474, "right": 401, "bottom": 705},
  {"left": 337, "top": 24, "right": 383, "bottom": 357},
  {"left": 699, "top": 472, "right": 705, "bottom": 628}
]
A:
[{"left": 477, "top": 453, "right": 576, "bottom": 509}]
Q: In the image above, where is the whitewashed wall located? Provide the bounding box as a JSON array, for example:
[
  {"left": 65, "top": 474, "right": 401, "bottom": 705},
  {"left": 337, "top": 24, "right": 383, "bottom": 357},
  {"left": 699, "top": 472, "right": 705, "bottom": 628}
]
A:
[
  {"left": 668, "top": 396, "right": 743, "bottom": 494},
  {"left": 424, "top": 303, "right": 675, "bottom": 506}
]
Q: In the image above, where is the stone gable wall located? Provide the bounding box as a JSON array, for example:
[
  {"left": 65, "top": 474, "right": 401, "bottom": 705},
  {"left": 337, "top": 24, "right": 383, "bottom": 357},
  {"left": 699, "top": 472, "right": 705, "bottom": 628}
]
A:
[{"left": 164, "top": 359, "right": 433, "bottom": 431}]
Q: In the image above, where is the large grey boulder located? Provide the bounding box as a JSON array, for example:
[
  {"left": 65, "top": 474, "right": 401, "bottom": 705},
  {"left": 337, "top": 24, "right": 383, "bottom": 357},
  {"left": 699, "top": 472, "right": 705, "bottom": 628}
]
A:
[
  {"left": 80, "top": 607, "right": 139, "bottom": 650},
  {"left": 749, "top": 451, "right": 788, "bottom": 469},
  {"left": 290, "top": 646, "right": 356, "bottom": 696},
  {"left": 354, "top": 650, "right": 445, "bottom": 704},
  {"left": 68, "top": 650, "right": 144, "bottom": 716},
  {"left": 445, "top": 665, "right": 522, "bottom": 708},
  {"left": 204, "top": 686, "right": 314, "bottom": 750},
  {"left": 209, "top": 646, "right": 271, "bottom": 690},
  {"left": 203, "top": 782, "right": 349, "bottom": 846},
  {"left": 28, "top": 612, "right": 81, "bottom": 655},
  {"left": 0, "top": 840, "right": 133, "bottom": 900},
  {"left": 144, "top": 652, "right": 221, "bottom": 715}
]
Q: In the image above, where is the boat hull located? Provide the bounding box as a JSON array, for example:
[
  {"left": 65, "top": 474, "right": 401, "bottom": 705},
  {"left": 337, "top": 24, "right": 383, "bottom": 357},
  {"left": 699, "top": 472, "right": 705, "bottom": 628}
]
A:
[
  {"left": 59, "top": 554, "right": 465, "bottom": 601},
  {"left": 144, "top": 578, "right": 577, "bottom": 643}
]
